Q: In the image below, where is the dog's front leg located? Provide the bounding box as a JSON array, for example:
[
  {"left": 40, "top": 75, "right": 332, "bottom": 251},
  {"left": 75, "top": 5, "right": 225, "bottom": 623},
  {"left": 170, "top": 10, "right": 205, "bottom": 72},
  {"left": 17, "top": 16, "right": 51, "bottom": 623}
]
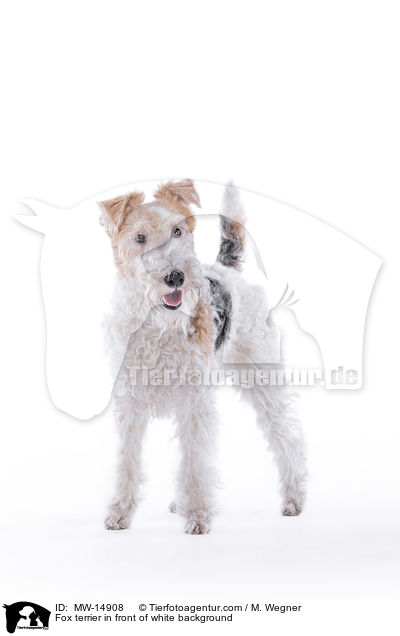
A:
[
  {"left": 105, "top": 396, "right": 148, "bottom": 530},
  {"left": 175, "top": 390, "right": 218, "bottom": 535}
]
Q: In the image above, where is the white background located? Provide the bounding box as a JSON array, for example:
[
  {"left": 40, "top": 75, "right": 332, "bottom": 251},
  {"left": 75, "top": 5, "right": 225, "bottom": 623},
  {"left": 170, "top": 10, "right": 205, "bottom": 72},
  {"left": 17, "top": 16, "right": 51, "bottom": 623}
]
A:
[{"left": 1, "top": 1, "right": 399, "bottom": 635}]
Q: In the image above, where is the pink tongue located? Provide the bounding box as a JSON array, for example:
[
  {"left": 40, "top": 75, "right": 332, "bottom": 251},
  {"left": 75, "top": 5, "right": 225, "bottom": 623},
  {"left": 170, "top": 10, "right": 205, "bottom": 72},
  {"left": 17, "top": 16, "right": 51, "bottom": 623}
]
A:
[{"left": 163, "top": 289, "right": 183, "bottom": 306}]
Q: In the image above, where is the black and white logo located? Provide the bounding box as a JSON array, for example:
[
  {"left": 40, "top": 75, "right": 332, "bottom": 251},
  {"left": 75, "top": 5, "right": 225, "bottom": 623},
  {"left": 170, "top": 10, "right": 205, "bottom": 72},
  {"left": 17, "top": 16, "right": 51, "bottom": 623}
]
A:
[{"left": 2, "top": 603, "right": 50, "bottom": 633}]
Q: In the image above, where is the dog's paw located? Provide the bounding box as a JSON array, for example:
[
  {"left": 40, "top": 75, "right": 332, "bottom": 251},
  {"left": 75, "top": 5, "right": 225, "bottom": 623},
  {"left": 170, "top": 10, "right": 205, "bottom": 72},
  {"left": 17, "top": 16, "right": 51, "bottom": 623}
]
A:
[
  {"left": 169, "top": 501, "right": 183, "bottom": 514},
  {"left": 104, "top": 514, "right": 131, "bottom": 530},
  {"left": 185, "top": 516, "right": 210, "bottom": 535},
  {"left": 282, "top": 501, "right": 302, "bottom": 516}
]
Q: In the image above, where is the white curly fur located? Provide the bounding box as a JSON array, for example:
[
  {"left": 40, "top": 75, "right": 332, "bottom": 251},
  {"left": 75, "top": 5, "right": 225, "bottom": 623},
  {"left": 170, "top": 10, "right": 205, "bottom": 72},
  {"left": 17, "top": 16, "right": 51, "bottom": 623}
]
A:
[{"left": 102, "top": 182, "right": 307, "bottom": 534}]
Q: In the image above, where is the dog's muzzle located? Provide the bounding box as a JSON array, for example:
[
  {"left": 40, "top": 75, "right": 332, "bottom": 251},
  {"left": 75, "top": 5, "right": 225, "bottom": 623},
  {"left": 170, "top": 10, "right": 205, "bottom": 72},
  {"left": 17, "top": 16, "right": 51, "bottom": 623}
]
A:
[{"left": 162, "top": 270, "right": 184, "bottom": 310}]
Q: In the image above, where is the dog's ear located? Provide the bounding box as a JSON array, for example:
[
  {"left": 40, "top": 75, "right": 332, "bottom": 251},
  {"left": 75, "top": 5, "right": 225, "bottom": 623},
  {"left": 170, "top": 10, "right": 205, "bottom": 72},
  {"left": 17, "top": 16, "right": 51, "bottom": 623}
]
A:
[
  {"left": 154, "top": 179, "right": 201, "bottom": 208},
  {"left": 99, "top": 191, "right": 145, "bottom": 237}
]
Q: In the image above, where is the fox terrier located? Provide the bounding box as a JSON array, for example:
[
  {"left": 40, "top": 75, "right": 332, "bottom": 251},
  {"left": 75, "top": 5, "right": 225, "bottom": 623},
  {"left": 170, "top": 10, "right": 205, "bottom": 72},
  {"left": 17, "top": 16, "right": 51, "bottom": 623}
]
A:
[{"left": 100, "top": 179, "right": 307, "bottom": 534}]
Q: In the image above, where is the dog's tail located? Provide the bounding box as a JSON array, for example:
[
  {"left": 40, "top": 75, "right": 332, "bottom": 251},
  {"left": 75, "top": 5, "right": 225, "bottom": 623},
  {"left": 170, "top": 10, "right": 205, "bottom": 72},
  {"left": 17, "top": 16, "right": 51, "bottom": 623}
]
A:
[{"left": 217, "top": 182, "right": 247, "bottom": 270}]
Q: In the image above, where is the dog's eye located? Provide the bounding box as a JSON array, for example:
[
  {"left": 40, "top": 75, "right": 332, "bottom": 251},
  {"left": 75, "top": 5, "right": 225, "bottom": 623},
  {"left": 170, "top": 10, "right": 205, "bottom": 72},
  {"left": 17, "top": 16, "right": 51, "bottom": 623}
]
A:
[
  {"left": 136, "top": 234, "right": 146, "bottom": 243},
  {"left": 172, "top": 227, "right": 182, "bottom": 237}
]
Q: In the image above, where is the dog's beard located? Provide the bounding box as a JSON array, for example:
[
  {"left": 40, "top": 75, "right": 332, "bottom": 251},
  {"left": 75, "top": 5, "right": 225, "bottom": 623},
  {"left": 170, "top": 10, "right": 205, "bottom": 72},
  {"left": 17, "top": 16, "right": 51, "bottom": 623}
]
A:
[
  {"left": 179, "top": 286, "right": 201, "bottom": 317},
  {"left": 145, "top": 285, "right": 201, "bottom": 333}
]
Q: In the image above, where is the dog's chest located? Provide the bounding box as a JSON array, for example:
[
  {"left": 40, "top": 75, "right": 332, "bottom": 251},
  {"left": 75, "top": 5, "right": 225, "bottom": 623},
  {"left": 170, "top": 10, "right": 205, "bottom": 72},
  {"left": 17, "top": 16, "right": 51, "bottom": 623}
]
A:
[{"left": 124, "top": 325, "right": 196, "bottom": 373}]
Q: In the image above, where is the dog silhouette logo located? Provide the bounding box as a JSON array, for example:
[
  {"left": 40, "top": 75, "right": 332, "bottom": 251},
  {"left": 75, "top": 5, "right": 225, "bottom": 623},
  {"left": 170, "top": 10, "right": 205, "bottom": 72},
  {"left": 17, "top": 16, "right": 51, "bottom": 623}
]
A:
[
  {"left": 15, "top": 180, "right": 382, "bottom": 418},
  {"left": 2, "top": 602, "right": 51, "bottom": 633}
]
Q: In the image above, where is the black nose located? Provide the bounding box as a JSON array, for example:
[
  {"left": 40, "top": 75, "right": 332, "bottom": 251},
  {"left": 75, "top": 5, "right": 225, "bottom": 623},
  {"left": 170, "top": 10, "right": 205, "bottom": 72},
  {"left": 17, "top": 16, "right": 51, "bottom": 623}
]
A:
[{"left": 164, "top": 269, "right": 185, "bottom": 288}]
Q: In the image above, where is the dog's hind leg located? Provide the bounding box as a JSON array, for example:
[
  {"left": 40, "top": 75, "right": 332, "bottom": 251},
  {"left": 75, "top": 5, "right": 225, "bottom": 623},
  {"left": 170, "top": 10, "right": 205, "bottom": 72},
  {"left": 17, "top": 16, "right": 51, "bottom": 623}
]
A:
[
  {"left": 241, "top": 383, "right": 307, "bottom": 516},
  {"left": 175, "top": 389, "right": 218, "bottom": 534},
  {"left": 105, "top": 396, "right": 148, "bottom": 530}
]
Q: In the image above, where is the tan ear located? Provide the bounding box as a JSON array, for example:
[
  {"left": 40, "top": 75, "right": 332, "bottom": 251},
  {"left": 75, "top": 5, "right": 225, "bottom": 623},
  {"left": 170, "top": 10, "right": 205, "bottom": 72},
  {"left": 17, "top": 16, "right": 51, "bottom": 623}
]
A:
[
  {"left": 154, "top": 179, "right": 201, "bottom": 208},
  {"left": 99, "top": 191, "right": 145, "bottom": 236}
]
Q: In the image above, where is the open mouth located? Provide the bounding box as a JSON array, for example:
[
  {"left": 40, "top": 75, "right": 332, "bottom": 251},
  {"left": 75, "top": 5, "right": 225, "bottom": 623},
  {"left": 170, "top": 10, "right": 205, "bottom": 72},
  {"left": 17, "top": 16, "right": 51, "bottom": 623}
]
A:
[{"left": 161, "top": 288, "right": 183, "bottom": 310}]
